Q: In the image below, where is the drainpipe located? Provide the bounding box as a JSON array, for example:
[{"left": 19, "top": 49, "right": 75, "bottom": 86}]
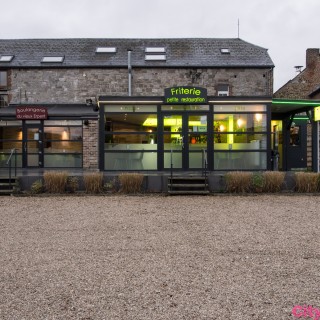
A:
[{"left": 128, "top": 49, "right": 132, "bottom": 96}]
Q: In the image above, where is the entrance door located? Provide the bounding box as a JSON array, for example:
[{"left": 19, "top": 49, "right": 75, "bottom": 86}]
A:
[
  {"left": 162, "top": 113, "right": 208, "bottom": 170},
  {"left": 23, "top": 123, "right": 44, "bottom": 168},
  {"left": 284, "top": 119, "right": 307, "bottom": 170}
]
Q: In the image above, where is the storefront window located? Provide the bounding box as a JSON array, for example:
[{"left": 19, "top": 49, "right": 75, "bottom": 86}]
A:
[
  {"left": 104, "top": 108, "right": 158, "bottom": 170},
  {"left": 213, "top": 110, "right": 267, "bottom": 170},
  {"left": 43, "top": 121, "right": 82, "bottom": 167},
  {"left": 0, "top": 121, "right": 22, "bottom": 167}
]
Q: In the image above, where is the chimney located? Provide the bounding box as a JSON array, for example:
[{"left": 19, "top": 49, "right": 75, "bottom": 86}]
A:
[{"left": 306, "top": 48, "right": 320, "bottom": 69}]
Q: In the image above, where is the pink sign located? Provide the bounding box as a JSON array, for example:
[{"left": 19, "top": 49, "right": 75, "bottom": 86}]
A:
[{"left": 16, "top": 106, "right": 48, "bottom": 120}]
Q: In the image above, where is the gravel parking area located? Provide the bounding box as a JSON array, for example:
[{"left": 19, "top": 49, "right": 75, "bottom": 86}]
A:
[{"left": 0, "top": 194, "right": 320, "bottom": 320}]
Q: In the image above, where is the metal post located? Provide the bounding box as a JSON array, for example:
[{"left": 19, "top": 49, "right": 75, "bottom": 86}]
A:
[
  {"left": 128, "top": 49, "right": 132, "bottom": 96},
  {"left": 170, "top": 149, "right": 173, "bottom": 191}
]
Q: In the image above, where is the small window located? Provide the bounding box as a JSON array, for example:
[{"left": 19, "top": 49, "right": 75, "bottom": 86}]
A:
[
  {"left": 0, "top": 55, "right": 14, "bottom": 62},
  {"left": 145, "top": 54, "right": 166, "bottom": 61},
  {"left": 0, "top": 71, "right": 8, "bottom": 88},
  {"left": 290, "top": 124, "right": 300, "bottom": 146},
  {"left": 145, "top": 47, "right": 166, "bottom": 53},
  {"left": 95, "top": 47, "right": 117, "bottom": 53},
  {"left": 0, "top": 94, "right": 8, "bottom": 107},
  {"left": 220, "top": 48, "right": 230, "bottom": 54},
  {"left": 217, "top": 84, "right": 229, "bottom": 96},
  {"left": 41, "top": 56, "right": 65, "bottom": 63}
]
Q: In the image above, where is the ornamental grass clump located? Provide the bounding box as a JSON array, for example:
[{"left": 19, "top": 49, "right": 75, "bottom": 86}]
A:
[
  {"left": 294, "top": 172, "right": 319, "bottom": 193},
  {"left": 119, "top": 173, "right": 144, "bottom": 194},
  {"left": 225, "top": 171, "right": 252, "bottom": 193},
  {"left": 43, "top": 171, "right": 68, "bottom": 193},
  {"left": 262, "top": 171, "right": 285, "bottom": 193},
  {"left": 83, "top": 172, "right": 104, "bottom": 193}
]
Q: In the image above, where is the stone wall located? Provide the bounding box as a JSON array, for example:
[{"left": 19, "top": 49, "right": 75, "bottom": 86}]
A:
[
  {"left": 9, "top": 67, "right": 273, "bottom": 103},
  {"left": 82, "top": 120, "right": 99, "bottom": 170}
]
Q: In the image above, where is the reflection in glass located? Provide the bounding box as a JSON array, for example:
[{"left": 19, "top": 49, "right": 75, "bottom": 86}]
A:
[{"left": 214, "top": 152, "right": 267, "bottom": 170}]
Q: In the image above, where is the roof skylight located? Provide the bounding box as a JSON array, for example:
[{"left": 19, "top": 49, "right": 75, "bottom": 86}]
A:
[
  {"left": 0, "top": 55, "right": 14, "bottom": 62},
  {"left": 145, "top": 54, "right": 167, "bottom": 61},
  {"left": 145, "top": 47, "right": 166, "bottom": 53},
  {"left": 220, "top": 48, "right": 230, "bottom": 54},
  {"left": 41, "top": 56, "right": 65, "bottom": 63},
  {"left": 95, "top": 47, "right": 117, "bottom": 53}
]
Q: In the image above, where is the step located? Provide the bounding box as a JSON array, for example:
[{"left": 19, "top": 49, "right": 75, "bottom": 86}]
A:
[
  {"left": 168, "top": 175, "right": 209, "bottom": 195},
  {"left": 0, "top": 189, "right": 14, "bottom": 196},
  {"left": 168, "top": 190, "right": 210, "bottom": 195},
  {"left": 0, "top": 177, "right": 17, "bottom": 195},
  {"left": 168, "top": 183, "right": 207, "bottom": 188}
]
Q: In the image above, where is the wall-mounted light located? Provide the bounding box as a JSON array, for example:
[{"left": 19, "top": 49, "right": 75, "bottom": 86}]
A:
[{"left": 86, "top": 99, "right": 93, "bottom": 106}]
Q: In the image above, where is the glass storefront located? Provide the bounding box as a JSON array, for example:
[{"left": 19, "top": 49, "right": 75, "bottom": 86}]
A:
[
  {"left": 102, "top": 102, "right": 269, "bottom": 171},
  {"left": 0, "top": 120, "right": 23, "bottom": 168},
  {"left": 103, "top": 106, "right": 158, "bottom": 170},
  {"left": 213, "top": 105, "right": 267, "bottom": 170},
  {"left": 43, "top": 120, "right": 83, "bottom": 167},
  {"left": 0, "top": 120, "right": 83, "bottom": 168}
]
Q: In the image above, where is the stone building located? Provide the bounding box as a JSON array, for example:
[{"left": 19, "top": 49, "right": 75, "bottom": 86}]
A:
[
  {"left": 273, "top": 48, "right": 320, "bottom": 171},
  {"left": 0, "top": 38, "right": 276, "bottom": 174}
]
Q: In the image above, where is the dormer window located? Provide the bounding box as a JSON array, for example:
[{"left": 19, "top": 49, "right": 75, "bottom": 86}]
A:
[{"left": 217, "top": 84, "right": 229, "bottom": 96}]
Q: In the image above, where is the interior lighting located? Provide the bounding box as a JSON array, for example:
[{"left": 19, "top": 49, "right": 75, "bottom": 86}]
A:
[{"left": 255, "top": 113, "right": 262, "bottom": 122}]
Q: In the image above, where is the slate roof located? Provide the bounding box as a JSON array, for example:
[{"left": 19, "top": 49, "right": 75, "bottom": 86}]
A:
[{"left": 0, "top": 38, "right": 274, "bottom": 68}]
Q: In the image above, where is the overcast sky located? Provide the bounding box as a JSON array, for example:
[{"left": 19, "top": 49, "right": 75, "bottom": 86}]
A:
[{"left": 1, "top": 0, "right": 320, "bottom": 92}]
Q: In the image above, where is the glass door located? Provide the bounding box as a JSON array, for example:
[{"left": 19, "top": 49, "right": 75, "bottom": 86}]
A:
[
  {"left": 23, "top": 122, "right": 44, "bottom": 167},
  {"left": 162, "top": 113, "right": 208, "bottom": 170}
]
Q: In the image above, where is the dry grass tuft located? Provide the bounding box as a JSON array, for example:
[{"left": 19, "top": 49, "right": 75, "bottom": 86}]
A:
[
  {"left": 43, "top": 171, "right": 68, "bottom": 193},
  {"left": 262, "top": 171, "right": 285, "bottom": 193},
  {"left": 119, "top": 173, "right": 144, "bottom": 194},
  {"left": 225, "top": 171, "right": 252, "bottom": 193},
  {"left": 294, "top": 172, "right": 319, "bottom": 193},
  {"left": 83, "top": 172, "right": 104, "bottom": 193}
]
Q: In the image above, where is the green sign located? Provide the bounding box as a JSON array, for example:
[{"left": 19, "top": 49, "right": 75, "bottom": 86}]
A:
[{"left": 164, "top": 86, "right": 207, "bottom": 104}]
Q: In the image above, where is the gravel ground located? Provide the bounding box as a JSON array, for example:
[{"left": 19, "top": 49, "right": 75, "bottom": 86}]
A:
[{"left": 0, "top": 194, "right": 320, "bottom": 320}]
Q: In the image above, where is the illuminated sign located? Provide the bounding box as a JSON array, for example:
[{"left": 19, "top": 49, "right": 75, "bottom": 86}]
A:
[
  {"left": 164, "top": 86, "right": 207, "bottom": 104},
  {"left": 314, "top": 106, "right": 320, "bottom": 121},
  {"left": 16, "top": 106, "right": 48, "bottom": 120}
]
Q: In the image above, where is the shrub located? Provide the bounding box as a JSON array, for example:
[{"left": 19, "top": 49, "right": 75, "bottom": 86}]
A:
[
  {"left": 262, "top": 171, "right": 285, "bottom": 193},
  {"left": 43, "top": 171, "right": 68, "bottom": 193},
  {"left": 295, "top": 172, "right": 319, "bottom": 193},
  {"left": 67, "top": 176, "right": 79, "bottom": 193},
  {"left": 104, "top": 177, "right": 120, "bottom": 193},
  {"left": 83, "top": 172, "right": 104, "bottom": 193},
  {"left": 251, "top": 173, "right": 265, "bottom": 193},
  {"left": 119, "top": 173, "right": 144, "bottom": 194},
  {"left": 225, "top": 171, "right": 252, "bottom": 193},
  {"left": 31, "top": 179, "right": 44, "bottom": 194}
]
